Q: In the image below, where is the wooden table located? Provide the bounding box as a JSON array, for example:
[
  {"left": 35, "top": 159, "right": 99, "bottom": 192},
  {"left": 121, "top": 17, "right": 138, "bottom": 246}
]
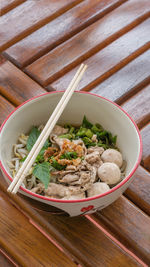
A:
[{"left": 0, "top": 0, "right": 150, "bottom": 266}]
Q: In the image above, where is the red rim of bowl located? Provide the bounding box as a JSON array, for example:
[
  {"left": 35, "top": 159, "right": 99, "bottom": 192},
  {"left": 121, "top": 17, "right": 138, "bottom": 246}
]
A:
[{"left": 0, "top": 91, "right": 142, "bottom": 203}]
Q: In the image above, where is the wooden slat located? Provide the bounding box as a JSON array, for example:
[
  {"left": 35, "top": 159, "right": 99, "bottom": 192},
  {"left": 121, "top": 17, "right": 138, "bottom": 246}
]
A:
[
  {"left": 26, "top": 0, "right": 150, "bottom": 86},
  {"left": 0, "top": 73, "right": 149, "bottom": 267},
  {"left": 125, "top": 166, "right": 150, "bottom": 215},
  {"left": 92, "top": 196, "right": 150, "bottom": 265},
  {"left": 0, "top": 55, "right": 6, "bottom": 66},
  {"left": 0, "top": 0, "right": 26, "bottom": 16},
  {"left": 0, "top": 251, "right": 14, "bottom": 267},
  {"left": 0, "top": 0, "right": 82, "bottom": 51},
  {"left": 121, "top": 84, "right": 150, "bottom": 129},
  {"left": 0, "top": 190, "right": 76, "bottom": 267},
  {"left": 0, "top": 96, "right": 15, "bottom": 125},
  {"left": 3, "top": 0, "right": 127, "bottom": 68},
  {"left": 89, "top": 50, "right": 150, "bottom": 104},
  {"left": 0, "top": 61, "right": 46, "bottom": 106},
  {"left": 50, "top": 20, "right": 150, "bottom": 92},
  {"left": 140, "top": 123, "right": 150, "bottom": 172},
  {"left": 0, "top": 175, "right": 140, "bottom": 267},
  {"left": 30, "top": 213, "right": 141, "bottom": 267}
]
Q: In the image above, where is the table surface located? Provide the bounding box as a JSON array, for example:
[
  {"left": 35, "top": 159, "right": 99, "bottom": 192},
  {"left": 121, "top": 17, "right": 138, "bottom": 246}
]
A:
[{"left": 0, "top": 0, "right": 150, "bottom": 266}]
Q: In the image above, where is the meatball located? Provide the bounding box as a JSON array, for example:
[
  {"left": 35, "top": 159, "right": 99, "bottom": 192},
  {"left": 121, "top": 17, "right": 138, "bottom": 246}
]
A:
[
  {"left": 87, "top": 182, "right": 110, "bottom": 197},
  {"left": 98, "top": 162, "right": 121, "bottom": 185},
  {"left": 101, "top": 149, "right": 123, "bottom": 168}
]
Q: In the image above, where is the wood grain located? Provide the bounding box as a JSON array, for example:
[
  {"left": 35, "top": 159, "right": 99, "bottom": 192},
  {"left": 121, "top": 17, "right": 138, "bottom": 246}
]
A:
[
  {"left": 0, "top": 96, "right": 15, "bottom": 125},
  {"left": 0, "top": 0, "right": 26, "bottom": 16},
  {"left": 0, "top": 251, "right": 14, "bottom": 267},
  {"left": 3, "top": 0, "right": 127, "bottom": 67},
  {"left": 121, "top": 84, "right": 150, "bottom": 129},
  {"left": 50, "top": 20, "right": 150, "bottom": 92},
  {"left": 0, "top": 61, "right": 45, "bottom": 105},
  {"left": 0, "top": 175, "right": 140, "bottom": 267},
  {"left": 26, "top": 0, "right": 150, "bottom": 86},
  {"left": 0, "top": 55, "right": 6, "bottom": 66},
  {"left": 0, "top": 190, "right": 76, "bottom": 267},
  {"left": 0, "top": 0, "right": 82, "bottom": 51},
  {"left": 0, "top": 0, "right": 150, "bottom": 266},
  {"left": 125, "top": 166, "right": 150, "bottom": 215},
  {"left": 30, "top": 213, "right": 141, "bottom": 267},
  {"left": 90, "top": 50, "right": 150, "bottom": 106},
  {"left": 92, "top": 196, "right": 150, "bottom": 265},
  {"left": 140, "top": 123, "right": 150, "bottom": 172}
]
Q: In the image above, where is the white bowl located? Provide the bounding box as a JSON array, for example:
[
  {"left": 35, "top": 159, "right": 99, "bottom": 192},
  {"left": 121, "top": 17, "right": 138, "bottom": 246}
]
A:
[{"left": 0, "top": 92, "right": 142, "bottom": 216}]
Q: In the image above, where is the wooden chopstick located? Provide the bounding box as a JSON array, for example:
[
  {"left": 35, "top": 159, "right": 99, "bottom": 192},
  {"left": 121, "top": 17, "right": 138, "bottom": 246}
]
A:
[{"left": 7, "top": 63, "right": 87, "bottom": 194}]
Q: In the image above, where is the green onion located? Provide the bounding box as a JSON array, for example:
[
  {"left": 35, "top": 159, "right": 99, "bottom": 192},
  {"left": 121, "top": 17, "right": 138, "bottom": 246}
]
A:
[
  {"left": 82, "top": 115, "right": 93, "bottom": 128},
  {"left": 85, "top": 129, "right": 93, "bottom": 138},
  {"left": 60, "top": 152, "right": 78, "bottom": 160},
  {"left": 91, "top": 124, "right": 103, "bottom": 133},
  {"left": 76, "top": 127, "right": 87, "bottom": 137},
  {"left": 69, "top": 127, "right": 75, "bottom": 134},
  {"left": 59, "top": 133, "right": 74, "bottom": 139},
  {"left": 82, "top": 137, "right": 96, "bottom": 147}
]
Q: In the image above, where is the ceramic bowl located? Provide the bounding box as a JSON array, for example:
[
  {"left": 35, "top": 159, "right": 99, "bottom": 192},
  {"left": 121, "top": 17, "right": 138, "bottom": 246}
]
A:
[{"left": 0, "top": 92, "right": 142, "bottom": 216}]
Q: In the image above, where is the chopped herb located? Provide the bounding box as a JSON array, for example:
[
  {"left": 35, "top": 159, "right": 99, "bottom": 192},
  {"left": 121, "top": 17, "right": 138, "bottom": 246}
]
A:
[
  {"left": 60, "top": 152, "right": 78, "bottom": 160},
  {"left": 33, "top": 162, "right": 51, "bottom": 188},
  {"left": 76, "top": 127, "right": 93, "bottom": 138},
  {"left": 95, "top": 123, "right": 103, "bottom": 130},
  {"left": 64, "top": 123, "right": 72, "bottom": 129},
  {"left": 82, "top": 115, "right": 93, "bottom": 129},
  {"left": 91, "top": 124, "right": 103, "bottom": 133},
  {"left": 69, "top": 127, "right": 75, "bottom": 134},
  {"left": 51, "top": 157, "right": 66, "bottom": 170},
  {"left": 112, "top": 135, "right": 117, "bottom": 145},
  {"left": 59, "top": 133, "right": 75, "bottom": 140},
  {"left": 97, "top": 143, "right": 110, "bottom": 149},
  {"left": 35, "top": 147, "right": 45, "bottom": 163},
  {"left": 96, "top": 130, "right": 117, "bottom": 147},
  {"left": 82, "top": 137, "right": 96, "bottom": 147},
  {"left": 105, "top": 136, "right": 109, "bottom": 145},
  {"left": 108, "top": 132, "right": 112, "bottom": 140},
  {"left": 85, "top": 129, "right": 93, "bottom": 138},
  {"left": 76, "top": 127, "right": 87, "bottom": 137}
]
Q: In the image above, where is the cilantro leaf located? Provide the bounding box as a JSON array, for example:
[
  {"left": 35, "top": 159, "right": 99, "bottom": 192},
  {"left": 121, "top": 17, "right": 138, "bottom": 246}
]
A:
[{"left": 33, "top": 162, "right": 51, "bottom": 188}]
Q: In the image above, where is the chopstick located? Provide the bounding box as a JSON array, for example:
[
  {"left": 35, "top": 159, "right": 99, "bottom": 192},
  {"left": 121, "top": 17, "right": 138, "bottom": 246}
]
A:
[{"left": 7, "top": 63, "right": 87, "bottom": 194}]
